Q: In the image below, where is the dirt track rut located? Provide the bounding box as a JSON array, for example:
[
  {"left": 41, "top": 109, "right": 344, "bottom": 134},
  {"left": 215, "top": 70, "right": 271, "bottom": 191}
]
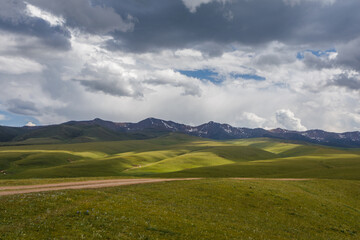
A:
[{"left": 0, "top": 178, "right": 310, "bottom": 196}]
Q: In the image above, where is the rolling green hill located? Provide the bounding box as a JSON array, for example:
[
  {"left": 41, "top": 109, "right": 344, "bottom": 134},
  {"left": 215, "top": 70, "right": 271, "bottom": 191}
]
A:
[
  {"left": 0, "top": 133, "right": 359, "bottom": 180},
  {"left": 0, "top": 120, "right": 171, "bottom": 146},
  {"left": 2, "top": 117, "right": 360, "bottom": 148}
]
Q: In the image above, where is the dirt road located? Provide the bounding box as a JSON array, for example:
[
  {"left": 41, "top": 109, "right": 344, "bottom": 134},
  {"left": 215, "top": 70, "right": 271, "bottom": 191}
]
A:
[
  {"left": 0, "top": 178, "right": 310, "bottom": 196},
  {"left": 0, "top": 179, "right": 199, "bottom": 196},
  {"left": 232, "top": 178, "right": 311, "bottom": 181}
]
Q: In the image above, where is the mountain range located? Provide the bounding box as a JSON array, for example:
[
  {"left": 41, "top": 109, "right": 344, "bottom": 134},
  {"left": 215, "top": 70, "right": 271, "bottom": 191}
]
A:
[{"left": 1, "top": 117, "right": 360, "bottom": 148}]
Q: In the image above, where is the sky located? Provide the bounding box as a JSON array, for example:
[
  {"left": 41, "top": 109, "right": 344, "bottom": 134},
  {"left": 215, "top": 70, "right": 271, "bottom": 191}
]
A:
[{"left": 0, "top": 0, "right": 360, "bottom": 132}]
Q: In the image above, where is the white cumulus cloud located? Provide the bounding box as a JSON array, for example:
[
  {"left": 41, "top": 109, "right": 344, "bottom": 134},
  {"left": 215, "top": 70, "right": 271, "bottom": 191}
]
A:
[
  {"left": 25, "top": 121, "right": 36, "bottom": 127},
  {"left": 237, "top": 112, "right": 268, "bottom": 129},
  {"left": 275, "top": 109, "right": 307, "bottom": 131}
]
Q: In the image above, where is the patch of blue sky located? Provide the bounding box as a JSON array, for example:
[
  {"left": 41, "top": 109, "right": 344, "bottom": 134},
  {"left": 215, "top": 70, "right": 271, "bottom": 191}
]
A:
[
  {"left": 178, "top": 69, "right": 223, "bottom": 84},
  {"left": 232, "top": 73, "right": 266, "bottom": 81},
  {"left": 0, "top": 110, "right": 39, "bottom": 127},
  {"left": 297, "top": 48, "right": 337, "bottom": 59}
]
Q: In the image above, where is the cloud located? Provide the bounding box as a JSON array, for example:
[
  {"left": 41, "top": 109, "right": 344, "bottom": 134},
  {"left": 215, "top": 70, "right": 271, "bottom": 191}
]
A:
[
  {"left": 102, "top": 0, "right": 360, "bottom": 56},
  {"left": 237, "top": 110, "right": 309, "bottom": 131},
  {"left": 0, "top": 114, "right": 5, "bottom": 121},
  {"left": 329, "top": 73, "right": 360, "bottom": 91},
  {"left": 0, "top": 56, "right": 43, "bottom": 74},
  {"left": 74, "top": 79, "right": 142, "bottom": 98},
  {"left": 182, "top": 0, "right": 231, "bottom": 13},
  {"left": 344, "top": 113, "right": 360, "bottom": 127},
  {"left": 301, "top": 51, "right": 336, "bottom": 70},
  {"left": 336, "top": 37, "right": 360, "bottom": 71},
  {"left": 0, "top": 0, "right": 360, "bottom": 133},
  {"left": 275, "top": 109, "right": 307, "bottom": 131},
  {"left": 175, "top": 49, "right": 203, "bottom": 58},
  {"left": 0, "top": 4, "right": 71, "bottom": 51},
  {"left": 25, "top": 121, "right": 36, "bottom": 127},
  {"left": 73, "top": 63, "right": 143, "bottom": 98},
  {"left": 25, "top": 2, "right": 65, "bottom": 27},
  {"left": 0, "top": 0, "right": 27, "bottom": 24},
  {"left": 145, "top": 69, "right": 202, "bottom": 96},
  {"left": 283, "top": 0, "right": 336, "bottom": 7},
  {"left": 237, "top": 112, "right": 269, "bottom": 129},
  {"left": 27, "top": 0, "right": 135, "bottom": 34},
  {"left": 6, "top": 99, "right": 39, "bottom": 116}
]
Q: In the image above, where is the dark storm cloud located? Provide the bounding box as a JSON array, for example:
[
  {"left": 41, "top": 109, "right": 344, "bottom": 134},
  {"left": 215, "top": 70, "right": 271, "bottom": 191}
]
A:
[
  {"left": 0, "top": 0, "right": 71, "bottom": 50},
  {"left": 74, "top": 79, "right": 143, "bottom": 98},
  {"left": 2, "top": 0, "right": 360, "bottom": 56},
  {"left": 0, "top": 18, "right": 71, "bottom": 50},
  {"left": 7, "top": 99, "right": 39, "bottom": 115},
  {"left": 27, "top": 0, "right": 134, "bottom": 34},
  {"left": 104, "top": 0, "right": 301, "bottom": 53},
  {"left": 336, "top": 38, "right": 360, "bottom": 71},
  {"left": 99, "top": 0, "right": 360, "bottom": 54},
  {"left": 0, "top": 0, "right": 134, "bottom": 51},
  {"left": 329, "top": 73, "right": 360, "bottom": 91},
  {"left": 301, "top": 52, "right": 334, "bottom": 69}
]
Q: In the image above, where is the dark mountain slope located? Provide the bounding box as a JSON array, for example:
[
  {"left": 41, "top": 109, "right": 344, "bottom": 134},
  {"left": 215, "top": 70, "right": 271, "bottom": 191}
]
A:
[{"left": 1, "top": 117, "right": 360, "bottom": 147}]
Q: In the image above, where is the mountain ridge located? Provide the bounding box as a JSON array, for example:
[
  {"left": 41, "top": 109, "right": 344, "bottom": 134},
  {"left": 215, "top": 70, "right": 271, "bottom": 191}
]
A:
[{"left": 1, "top": 117, "right": 360, "bottom": 147}]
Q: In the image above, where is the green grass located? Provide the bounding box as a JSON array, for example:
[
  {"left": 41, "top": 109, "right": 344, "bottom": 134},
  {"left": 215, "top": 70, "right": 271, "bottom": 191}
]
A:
[
  {"left": 0, "top": 179, "right": 359, "bottom": 239},
  {"left": 0, "top": 134, "right": 359, "bottom": 179},
  {"left": 124, "top": 152, "right": 234, "bottom": 175},
  {"left": 228, "top": 138, "right": 301, "bottom": 154},
  {"left": 0, "top": 135, "right": 359, "bottom": 239},
  {"left": 157, "top": 155, "right": 360, "bottom": 180}
]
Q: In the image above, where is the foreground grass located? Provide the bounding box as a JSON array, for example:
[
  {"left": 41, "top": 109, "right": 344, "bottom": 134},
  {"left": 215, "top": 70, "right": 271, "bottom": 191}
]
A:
[{"left": 0, "top": 179, "right": 359, "bottom": 240}]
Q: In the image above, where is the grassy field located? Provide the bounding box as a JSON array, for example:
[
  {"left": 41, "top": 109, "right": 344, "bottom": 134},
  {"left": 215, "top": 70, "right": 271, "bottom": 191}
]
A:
[
  {"left": 0, "top": 134, "right": 359, "bottom": 239},
  {"left": 0, "top": 134, "right": 359, "bottom": 179},
  {"left": 0, "top": 179, "right": 359, "bottom": 240}
]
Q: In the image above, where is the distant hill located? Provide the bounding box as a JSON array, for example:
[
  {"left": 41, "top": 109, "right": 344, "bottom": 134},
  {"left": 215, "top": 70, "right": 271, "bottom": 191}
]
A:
[
  {"left": 0, "top": 134, "right": 359, "bottom": 179},
  {"left": 1, "top": 117, "right": 360, "bottom": 147}
]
